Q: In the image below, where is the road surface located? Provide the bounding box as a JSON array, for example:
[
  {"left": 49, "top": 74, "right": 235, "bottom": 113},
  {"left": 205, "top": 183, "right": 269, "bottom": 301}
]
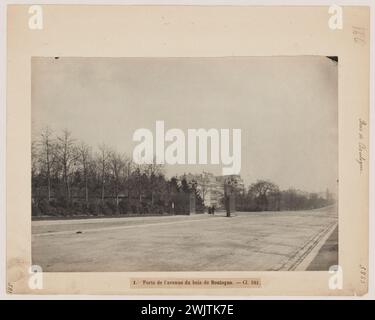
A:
[{"left": 32, "top": 206, "right": 338, "bottom": 272}]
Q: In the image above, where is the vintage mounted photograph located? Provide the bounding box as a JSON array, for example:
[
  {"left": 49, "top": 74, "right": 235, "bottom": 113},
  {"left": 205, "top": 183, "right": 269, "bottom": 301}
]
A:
[
  {"left": 5, "top": 4, "right": 371, "bottom": 297},
  {"left": 31, "top": 56, "right": 338, "bottom": 272}
]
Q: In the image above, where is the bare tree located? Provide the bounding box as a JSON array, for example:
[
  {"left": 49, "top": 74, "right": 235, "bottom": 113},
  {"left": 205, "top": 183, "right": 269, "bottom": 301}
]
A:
[
  {"left": 144, "top": 159, "right": 164, "bottom": 205},
  {"left": 77, "top": 142, "right": 92, "bottom": 209},
  {"left": 97, "top": 144, "right": 110, "bottom": 205},
  {"left": 108, "top": 150, "right": 128, "bottom": 213},
  {"left": 248, "top": 180, "right": 279, "bottom": 211},
  {"left": 56, "top": 130, "right": 77, "bottom": 205},
  {"left": 31, "top": 139, "right": 39, "bottom": 180},
  {"left": 39, "top": 127, "right": 56, "bottom": 202},
  {"left": 129, "top": 162, "right": 149, "bottom": 203},
  {"left": 194, "top": 172, "right": 210, "bottom": 204}
]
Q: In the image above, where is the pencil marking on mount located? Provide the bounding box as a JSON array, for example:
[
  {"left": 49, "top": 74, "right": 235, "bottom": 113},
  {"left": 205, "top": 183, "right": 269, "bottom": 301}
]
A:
[
  {"left": 352, "top": 26, "right": 366, "bottom": 46},
  {"left": 356, "top": 118, "right": 367, "bottom": 173}
]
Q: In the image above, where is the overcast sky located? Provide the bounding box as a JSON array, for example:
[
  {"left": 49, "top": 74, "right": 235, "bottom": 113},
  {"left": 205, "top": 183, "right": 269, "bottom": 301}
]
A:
[{"left": 32, "top": 56, "right": 338, "bottom": 193}]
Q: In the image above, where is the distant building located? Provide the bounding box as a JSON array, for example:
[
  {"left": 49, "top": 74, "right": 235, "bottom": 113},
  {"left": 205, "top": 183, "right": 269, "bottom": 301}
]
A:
[{"left": 182, "top": 173, "right": 245, "bottom": 207}]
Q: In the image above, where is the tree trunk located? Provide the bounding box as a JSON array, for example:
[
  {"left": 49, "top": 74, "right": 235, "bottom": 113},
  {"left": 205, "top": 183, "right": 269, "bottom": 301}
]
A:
[
  {"left": 85, "top": 176, "right": 89, "bottom": 209},
  {"left": 66, "top": 179, "right": 71, "bottom": 207},
  {"left": 47, "top": 174, "right": 51, "bottom": 202},
  {"left": 101, "top": 182, "right": 105, "bottom": 204},
  {"left": 116, "top": 194, "right": 119, "bottom": 214}
]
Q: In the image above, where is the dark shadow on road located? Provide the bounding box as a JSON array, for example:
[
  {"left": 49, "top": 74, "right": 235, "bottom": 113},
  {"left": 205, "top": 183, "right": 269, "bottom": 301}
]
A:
[{"left": 307, "top": 226, "right": 338, "bottom": 271}]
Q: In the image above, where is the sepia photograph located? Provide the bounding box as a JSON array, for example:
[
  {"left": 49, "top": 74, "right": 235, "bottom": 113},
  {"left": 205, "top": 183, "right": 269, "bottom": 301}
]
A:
[
  {"left": 5, "top": 4, "right": 370, "bottom": 297},
  {"left": 31, "top": 56, "right": 338, "bottom": 272}
]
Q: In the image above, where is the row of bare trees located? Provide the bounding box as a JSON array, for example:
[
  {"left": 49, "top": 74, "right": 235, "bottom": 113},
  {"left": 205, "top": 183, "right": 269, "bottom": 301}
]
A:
[
  {"left": 234, "top": 180, "right": 335, "bottom": 212},
  {"left": 32, "top": 128, "right": 334, "bottom": 216},
  {"left": 32, "top": 127, "right": 204, "bottom": 217}
]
